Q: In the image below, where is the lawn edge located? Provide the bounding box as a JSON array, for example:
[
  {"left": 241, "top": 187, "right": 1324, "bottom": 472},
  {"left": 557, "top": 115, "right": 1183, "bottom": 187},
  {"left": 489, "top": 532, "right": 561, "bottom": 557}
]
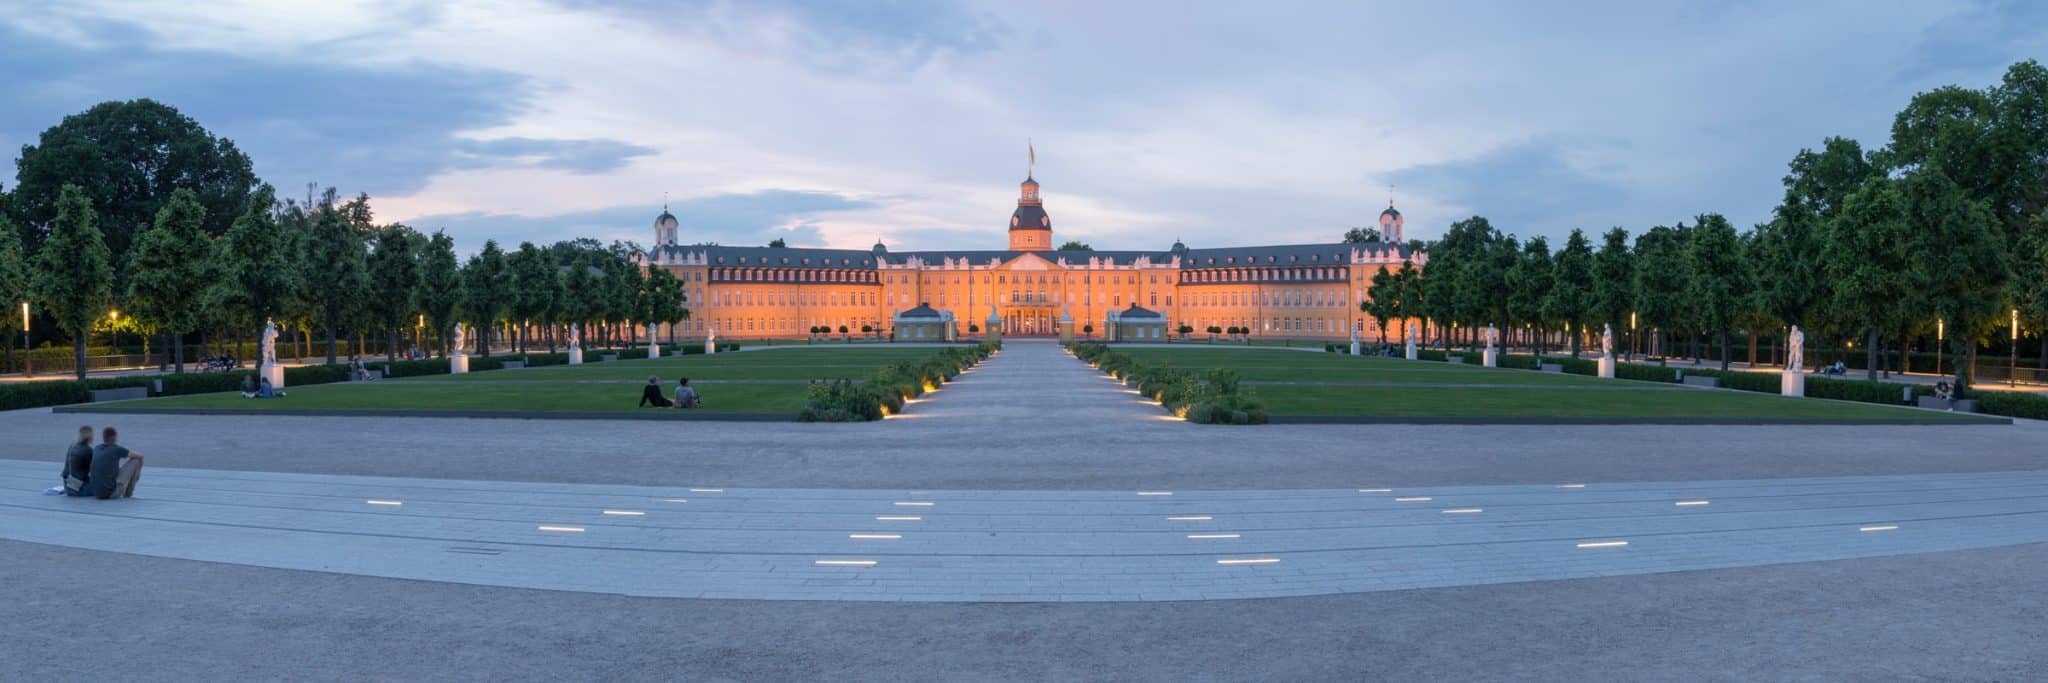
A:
[{"left": 53, "top": 405, "right": 798, "bottom": 422}]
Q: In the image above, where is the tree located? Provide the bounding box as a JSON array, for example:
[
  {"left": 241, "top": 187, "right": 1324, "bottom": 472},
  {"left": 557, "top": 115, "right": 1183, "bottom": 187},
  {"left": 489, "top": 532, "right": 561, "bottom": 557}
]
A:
[
  {"left": 299, "top": 201, "right": 369, "bottom": 365},
  {"left": 1590, "top": 228, "right": 1634, "bottom": 351},
  {"left": 1547, "top": 229, "right": 1595, "bottom": 357},
  {"left": 1364, "top": 266, "right": 1400, "bottom": 344},
  {"left": 1058, "top": 241, "right": 1093, "bottom": 251},
  {"left": 366, "top": 225, "right": 422, "bottom": 362},
  {"left": 767, "top": 238, "right": 787, "bottom": 248},
  {"left": 462, "top": 240, "right": 512, "bottom": 358},
  {"left": 124, "top": 189, "right": 211, "bottom": 372},
  {"left": 639, "top": 267, "right": 687, "bottom": 344},
  {"left": 1904, "top": 170, "right": 2009, "bottom": 397},
  {"left": 33, "top": 185, "right": 114, "bottom": 380},
  {"left": 1343, "top": 227, "right": 1382, "bottom": 244},
  {"left": 416, "top": 231, "right": 462, "bottom": 358},
  {"left": 509, "top": 242, "right": 561, "bottom": 352},
  {"left": 1634, "top": 225, "right": 1690, "bottom": 360},
  {"left": 210, "top": 185, "right": 294, "bottom": 358},
  {"left": 1685, "top": 213, "right": 1746, "bottom": 371},
  {"left": 11, "top": 99, "right": 256, "bottom": 262},
  {"left": 0, "top": 212, "right": 31, "bottom": 373},
  {"left": 558, "top": 253, "right": 599, "bottom": 351},
  {"left": 1760, "top": 137, "right": 1873, "bottom": 339},
  {"left": 1506, "top": 237, "right": 1552, "bottom": 352}
]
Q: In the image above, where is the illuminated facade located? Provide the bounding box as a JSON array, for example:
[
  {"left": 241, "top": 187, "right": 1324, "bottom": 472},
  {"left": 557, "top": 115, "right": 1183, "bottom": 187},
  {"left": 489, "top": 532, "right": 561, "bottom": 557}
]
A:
[{"left": 643, "top": 174, "right": 1424, "bottom": 340}]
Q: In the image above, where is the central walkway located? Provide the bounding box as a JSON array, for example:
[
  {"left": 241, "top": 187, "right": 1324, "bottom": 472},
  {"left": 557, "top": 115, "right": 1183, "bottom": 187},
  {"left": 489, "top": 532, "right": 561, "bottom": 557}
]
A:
[
  {"left": 894, "top": 339, "right": 1170, "bottom": 425},
  {"left": 7, "top": 459, "right": 2046, "bottom": 602}
]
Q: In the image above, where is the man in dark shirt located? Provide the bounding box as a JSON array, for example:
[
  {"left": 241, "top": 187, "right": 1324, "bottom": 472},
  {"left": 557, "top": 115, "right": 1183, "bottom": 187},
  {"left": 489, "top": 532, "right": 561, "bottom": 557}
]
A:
[
  {"left": 86, "top": 426, "right": 144, "bottom": 500},
  {"left": 638, "top": 376, "right": 673, "bottom": 408},
  {"left": 62, "top": 425, "right": 94, "bottom": 496}
]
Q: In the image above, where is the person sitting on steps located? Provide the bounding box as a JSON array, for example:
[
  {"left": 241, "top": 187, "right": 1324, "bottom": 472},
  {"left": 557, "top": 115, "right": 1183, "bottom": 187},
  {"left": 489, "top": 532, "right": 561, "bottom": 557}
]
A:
[
  {"left": 86, "top": 426, "right": 144, "bottom": 499},
  {"left": 674, "top": 378, "right": 702, "bottom": 409},
  {"left": 61, "top": 426, "right": 94, "bottom": 497},
  {"left": 639, "top": 376, "right": 674, "bottom": 408}
]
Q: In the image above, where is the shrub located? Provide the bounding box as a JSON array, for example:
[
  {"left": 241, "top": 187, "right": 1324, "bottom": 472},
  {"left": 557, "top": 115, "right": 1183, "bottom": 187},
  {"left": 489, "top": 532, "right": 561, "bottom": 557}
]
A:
[
  {"left": 1683, "top": 368, "right": 1780, "bottom": 394},
  {"left": 1975, "top": 390, "right": 2048, "bottom": 420},
  {"left": 1808, "top": 377, "right": 1925, "bottom": 405},
  {"left": 1417, "top": 349, "right": 1447, "bottom": 361}
]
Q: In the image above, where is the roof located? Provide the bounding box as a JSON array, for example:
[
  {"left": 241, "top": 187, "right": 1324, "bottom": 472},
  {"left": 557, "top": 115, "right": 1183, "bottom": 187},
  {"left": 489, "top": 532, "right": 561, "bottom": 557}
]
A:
[
  {"left": 653, "top": 244, "right": 879, "bottom": 268},
  {"left": 1181, "top": 242, "right": 1411, "bottom": 267},
  {"left": 653, "top": 242, "right": 1416, "bottom": 269},
  {"left": 1010, "top": 205, "right": 1051, "bottom": 231},
  {"left": 655, "top": 210, "right": 678, "bottom": 226},
  {"left": 1115, "top": 304, "right": 1164, "bottom": 319},
  {"left": 895, "top": 304, "right": 946, "bottom": 319},
  {"left": 1380, "top": 205, "right": 1401, "bottom": 219}
]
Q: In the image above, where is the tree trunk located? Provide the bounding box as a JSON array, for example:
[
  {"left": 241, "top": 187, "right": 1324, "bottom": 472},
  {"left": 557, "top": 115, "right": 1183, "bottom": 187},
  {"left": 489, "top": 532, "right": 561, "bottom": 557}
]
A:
[
  {"left": 1864, "top": 327, "right": 1879, "bottom": 381},
  {"left": 1569, "top": 322, "right": 1581, "bottom": 358},
  {"left": 387, "top": 328, "right": 400, "bottom": 363},
  {"left": 1718, "top": 329, "right": 1731, "bottom": 371},
  {"left": 72, "top": 333, "right": 87, "bottom": 381},
  {"left": 1746, "top": 330, "right": 1757, "bottom": 368},
  {"left": 173, "top": 334, "right": 186, "bottom": 374},
  {"left": 1957, "top": 342, "right": 1977, "bottom": 397}
]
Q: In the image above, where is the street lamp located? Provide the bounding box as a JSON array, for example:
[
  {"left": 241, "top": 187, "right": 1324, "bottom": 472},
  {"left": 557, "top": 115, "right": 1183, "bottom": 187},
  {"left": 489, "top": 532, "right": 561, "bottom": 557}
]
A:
[
  {"left": 2012, "top": 308, "right": 2020, "bottom": 387},
  {"left": 19, "top": 301, "right": 29, "bottom": 378},
  {"left": 1629, "top": 311, "right": 1638, "bottom": 360},
  {"left": 108, "top": 309, "right": 120, "bottom": 366},
  {"left": 1935, "top": 319, "right": 1944, "bottom": 377}
]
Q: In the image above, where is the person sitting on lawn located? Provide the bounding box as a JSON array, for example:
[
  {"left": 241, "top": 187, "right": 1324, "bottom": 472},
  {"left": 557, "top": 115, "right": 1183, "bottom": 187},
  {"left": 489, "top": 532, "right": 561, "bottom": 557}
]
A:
[
  {"left": 674, "top": 378, "right": 702, "bottom": 409},
  {"left": 86, "top": 426, "right": 144, "bottom": 499},
  {"left": 62, "top": 425, "right": 95, "bottom": 497},
  {"left": 639, "top": 376, "right": 674, "bottom": 408}
]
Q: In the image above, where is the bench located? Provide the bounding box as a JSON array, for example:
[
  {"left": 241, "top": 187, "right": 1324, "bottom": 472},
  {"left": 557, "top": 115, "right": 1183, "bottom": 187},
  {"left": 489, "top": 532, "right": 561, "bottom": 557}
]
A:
[
  {"left": 1681, "top": 375, "right": 1721, "bottom": 388},
  {"left": 600, "top": 353, "right": 620, "bottom": 362},
  {"left": 1539, "top": 363, "right": 1564, "bottom": 373},
  {"left": 89, "top": 386, "right": 150, "bottom": 402},
  {"left": 1446, "top": 354, "right": 1464, "bottom": 364},
  {"left": 501, "top": 360, "right": 526, "bottom": 370}
]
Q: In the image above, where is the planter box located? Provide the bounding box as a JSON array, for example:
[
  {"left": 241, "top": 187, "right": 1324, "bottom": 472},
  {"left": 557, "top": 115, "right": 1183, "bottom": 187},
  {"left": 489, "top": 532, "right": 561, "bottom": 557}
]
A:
[
  {"left": 89, "top": 387, "right": 149, "bottom": 402},
  {"left": 1917, "top": 396, "right": 1980, "bottom": 412}
]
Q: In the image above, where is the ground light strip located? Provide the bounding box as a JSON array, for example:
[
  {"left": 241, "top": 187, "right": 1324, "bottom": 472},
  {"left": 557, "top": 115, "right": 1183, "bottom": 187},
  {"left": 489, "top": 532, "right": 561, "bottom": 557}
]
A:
[
  {"left": 894, "top": 501, "right": 935, "bottom": 507},
  {"left": 689, "top": 488, "right": 724, "bottom": 493},
  {"left": 1442, "top": 508, "right": 1483, "bottom": 514},
  {"left": 1395, "top": 496, "right": 1433, "bottom": 502},
  {"left": 1187, "top": 533, "right": 1240, "bottom": 539},
  {"left": 659, "top": 499, "right": 688, "bottom": 504},
  {"left": 1137, "top": 491, "right": 1174, "bottom": 496},
  {"left": 1556, "top": 484, "right": 1587, "bottom": 489},
  {"left": 1358, "top": 488, "right": 1391, "bottom": 493},
  {"left": 1860, "top": 525, "right": 1899, "bottom": 532},
  {"left": 1576, "top": 540, "right": 1629, "bottom": 549},
  {"left": 1167, "top": 516, "right": 1213, "bottom": 521},
  {"left": 814, "top": 560, "right": 878, "bottom": 567},
  {"left": 537, "top": 525, "right": 585, "bottom": 533},
  {"left": 875, "top": 516, "right": 922, "bottom": 521},
  {"left": 1675, "top": 500, "right": 1711, "bottom": 507},
  {"left": 1216, "top": 558, "right": 1280, "bottom": 566},
  {"left": 849, "top": 533, "right": 902, "bottom": 540},
  {"left": 601, "top": 510, "right": 645, "bottom": 516},
  {"left": 365, "top": 500, "right": 402, "bottom": 506}
]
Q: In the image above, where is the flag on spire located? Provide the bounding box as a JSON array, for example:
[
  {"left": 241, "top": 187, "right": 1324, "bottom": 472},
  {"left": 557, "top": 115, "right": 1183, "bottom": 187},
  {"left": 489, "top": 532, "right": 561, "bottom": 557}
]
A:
[{"left": 1028, "top": 139, "right": 1036, "bottom": 177}]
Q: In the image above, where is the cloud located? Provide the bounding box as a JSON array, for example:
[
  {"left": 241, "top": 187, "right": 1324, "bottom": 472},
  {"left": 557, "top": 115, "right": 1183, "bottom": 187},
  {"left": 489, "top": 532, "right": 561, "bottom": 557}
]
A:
[
  {"left": 402, "top": 189, "right": 873, "bottom": 255},
  {"left": 452, "top": 137, "right": 657, "bottom": 174},
  {"left": 1386, "top": 140, "right": 1630, "bottom": 239}
]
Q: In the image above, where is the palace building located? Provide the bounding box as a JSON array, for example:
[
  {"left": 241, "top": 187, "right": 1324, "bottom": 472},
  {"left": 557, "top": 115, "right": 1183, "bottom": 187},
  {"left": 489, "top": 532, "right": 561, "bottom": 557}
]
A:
[{"left": 641, "top": 170, "right": 1424, "bottom": 340}]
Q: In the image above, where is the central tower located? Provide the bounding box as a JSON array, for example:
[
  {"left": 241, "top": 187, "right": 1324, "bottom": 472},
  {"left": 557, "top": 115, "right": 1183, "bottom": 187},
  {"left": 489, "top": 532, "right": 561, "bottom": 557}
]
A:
[{"left": 1008, "top": 144, "right": 1053, "bottom": 251}]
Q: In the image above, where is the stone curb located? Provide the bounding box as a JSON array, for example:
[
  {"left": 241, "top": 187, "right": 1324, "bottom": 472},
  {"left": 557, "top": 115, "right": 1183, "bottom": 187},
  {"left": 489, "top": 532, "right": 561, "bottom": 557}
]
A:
[
  {"left": 53, "top": 405, "right": 798, "bottom": 422},
  {"left": 1263, "top": 415, "right": 2010, "bottom": 426}
]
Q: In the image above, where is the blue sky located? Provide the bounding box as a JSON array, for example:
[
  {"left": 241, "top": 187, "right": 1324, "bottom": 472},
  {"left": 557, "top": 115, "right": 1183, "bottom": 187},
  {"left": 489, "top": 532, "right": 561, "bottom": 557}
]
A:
[{"left": 3, "top": 1, "right": 2045, "bottom": 255}]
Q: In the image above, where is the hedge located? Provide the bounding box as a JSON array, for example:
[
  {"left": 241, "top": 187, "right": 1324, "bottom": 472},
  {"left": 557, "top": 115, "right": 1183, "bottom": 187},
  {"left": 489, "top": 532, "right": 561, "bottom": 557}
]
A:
[{"left": 1975, "top": 390, "right": 2048, "bottom": 420}]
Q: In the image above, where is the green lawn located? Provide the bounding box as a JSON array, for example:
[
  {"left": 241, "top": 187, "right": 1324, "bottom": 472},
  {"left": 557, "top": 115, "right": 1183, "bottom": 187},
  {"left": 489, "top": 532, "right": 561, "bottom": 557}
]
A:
[
  {"left": 97, "top": 346, "right": 954, "bottom": 416},
  {"left": 1113, "top": 347, "right": 1994, "bottom": 423}
]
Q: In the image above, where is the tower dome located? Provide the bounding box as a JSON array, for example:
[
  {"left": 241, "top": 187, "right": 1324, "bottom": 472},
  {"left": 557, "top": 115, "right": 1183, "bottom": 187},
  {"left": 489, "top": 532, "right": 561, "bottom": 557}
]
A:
[
  {"left": 1377, "top": 200, "right": 1404, "bottom": 243},
  {"left": 653, "top": 206, "right": 679, "bottom": 247},
  {"left": 1007, "top": 174, "right": 1053, "bottom": 251}
]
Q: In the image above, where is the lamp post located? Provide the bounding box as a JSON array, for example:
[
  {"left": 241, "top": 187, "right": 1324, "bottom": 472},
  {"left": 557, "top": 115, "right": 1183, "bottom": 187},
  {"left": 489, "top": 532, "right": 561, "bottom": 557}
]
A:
[
  {"left": 20, "top": 301, "right": 29, "bottom": 378},
  {"left": 108, "top": 309, "right": 120, "bottom": 369},
  {"left": 1935, "top": 318, "right": 1944, "bottom": 378},
  {"left": 1629, "top": 311, "right": 1638, "bottom": 360},
  {"left": 2011, "top": 308, "right": 2019, "bottom": 388}
]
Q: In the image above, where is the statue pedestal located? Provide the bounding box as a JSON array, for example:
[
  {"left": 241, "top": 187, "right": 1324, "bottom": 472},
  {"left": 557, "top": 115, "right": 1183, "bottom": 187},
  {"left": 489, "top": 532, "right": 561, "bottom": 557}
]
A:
[
  {"left": 1404, "top": 343, "right": 1418, "bottom": 361},
  {"left": 1598, "top": 356, "right": 1616, "bottom": 378},
  {"left": 1483, "top": 348, "right": 1499, "bottom": 367},
  {"left": 568, "top": 347, "right": 583, "bottom": 365},
  {"left": 705, "top": 340, "right": 717, "bottom": 355},
  {"left": 260, "top": 362, "right": 285, "bottom": 389},
  {"left": 1350, "top": 340, "right": 1361, "bottom": 355},
  {"left": 1781, "top": 370, "right": 1805, "bottom": 397},
  {"left": 451, "top": 354, "right": 469, "bottom": 374},
  {"left": 647, "top": 343, "right": 660, "bottom": 359}
]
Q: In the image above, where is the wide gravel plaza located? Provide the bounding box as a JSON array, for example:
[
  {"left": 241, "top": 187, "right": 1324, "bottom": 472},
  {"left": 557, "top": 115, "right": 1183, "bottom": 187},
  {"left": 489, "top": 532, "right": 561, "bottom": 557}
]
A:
[{"left": 5, "top": 340, "right": 2045, "bottom": 681}]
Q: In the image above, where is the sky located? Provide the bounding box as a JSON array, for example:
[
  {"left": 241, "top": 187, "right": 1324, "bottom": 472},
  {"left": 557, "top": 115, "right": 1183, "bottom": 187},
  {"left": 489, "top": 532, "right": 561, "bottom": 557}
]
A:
[{"left": 2, "top": 0, "right": 2045, "bottom": 255}]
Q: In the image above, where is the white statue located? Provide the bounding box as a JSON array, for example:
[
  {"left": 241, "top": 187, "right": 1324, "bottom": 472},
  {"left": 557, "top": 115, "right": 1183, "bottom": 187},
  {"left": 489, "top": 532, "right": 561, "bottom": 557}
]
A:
[
  {"left": 1787, "top": 325, "right": 1805, "bottom": 371},
  {"left": 260, "top": 319, "right": 278, "bottom": 366},
  {"left": 706, "top": 327, "right": 718, "bottom": 354},
  {"left": 452, "top": 322, "right": 468, "bottom": 355},
  {"left": 1406, "top": 323, "right": 1420, "bottom": 346},
  {"left": 1601, "top": 323, "right": 1615, "bottom": 358},
  {"left": 1484, "top": 324, "right": 1500, "bottom": 351},
  {"left": 568, "top": 323, "right": 581, "bottom": 349}
]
